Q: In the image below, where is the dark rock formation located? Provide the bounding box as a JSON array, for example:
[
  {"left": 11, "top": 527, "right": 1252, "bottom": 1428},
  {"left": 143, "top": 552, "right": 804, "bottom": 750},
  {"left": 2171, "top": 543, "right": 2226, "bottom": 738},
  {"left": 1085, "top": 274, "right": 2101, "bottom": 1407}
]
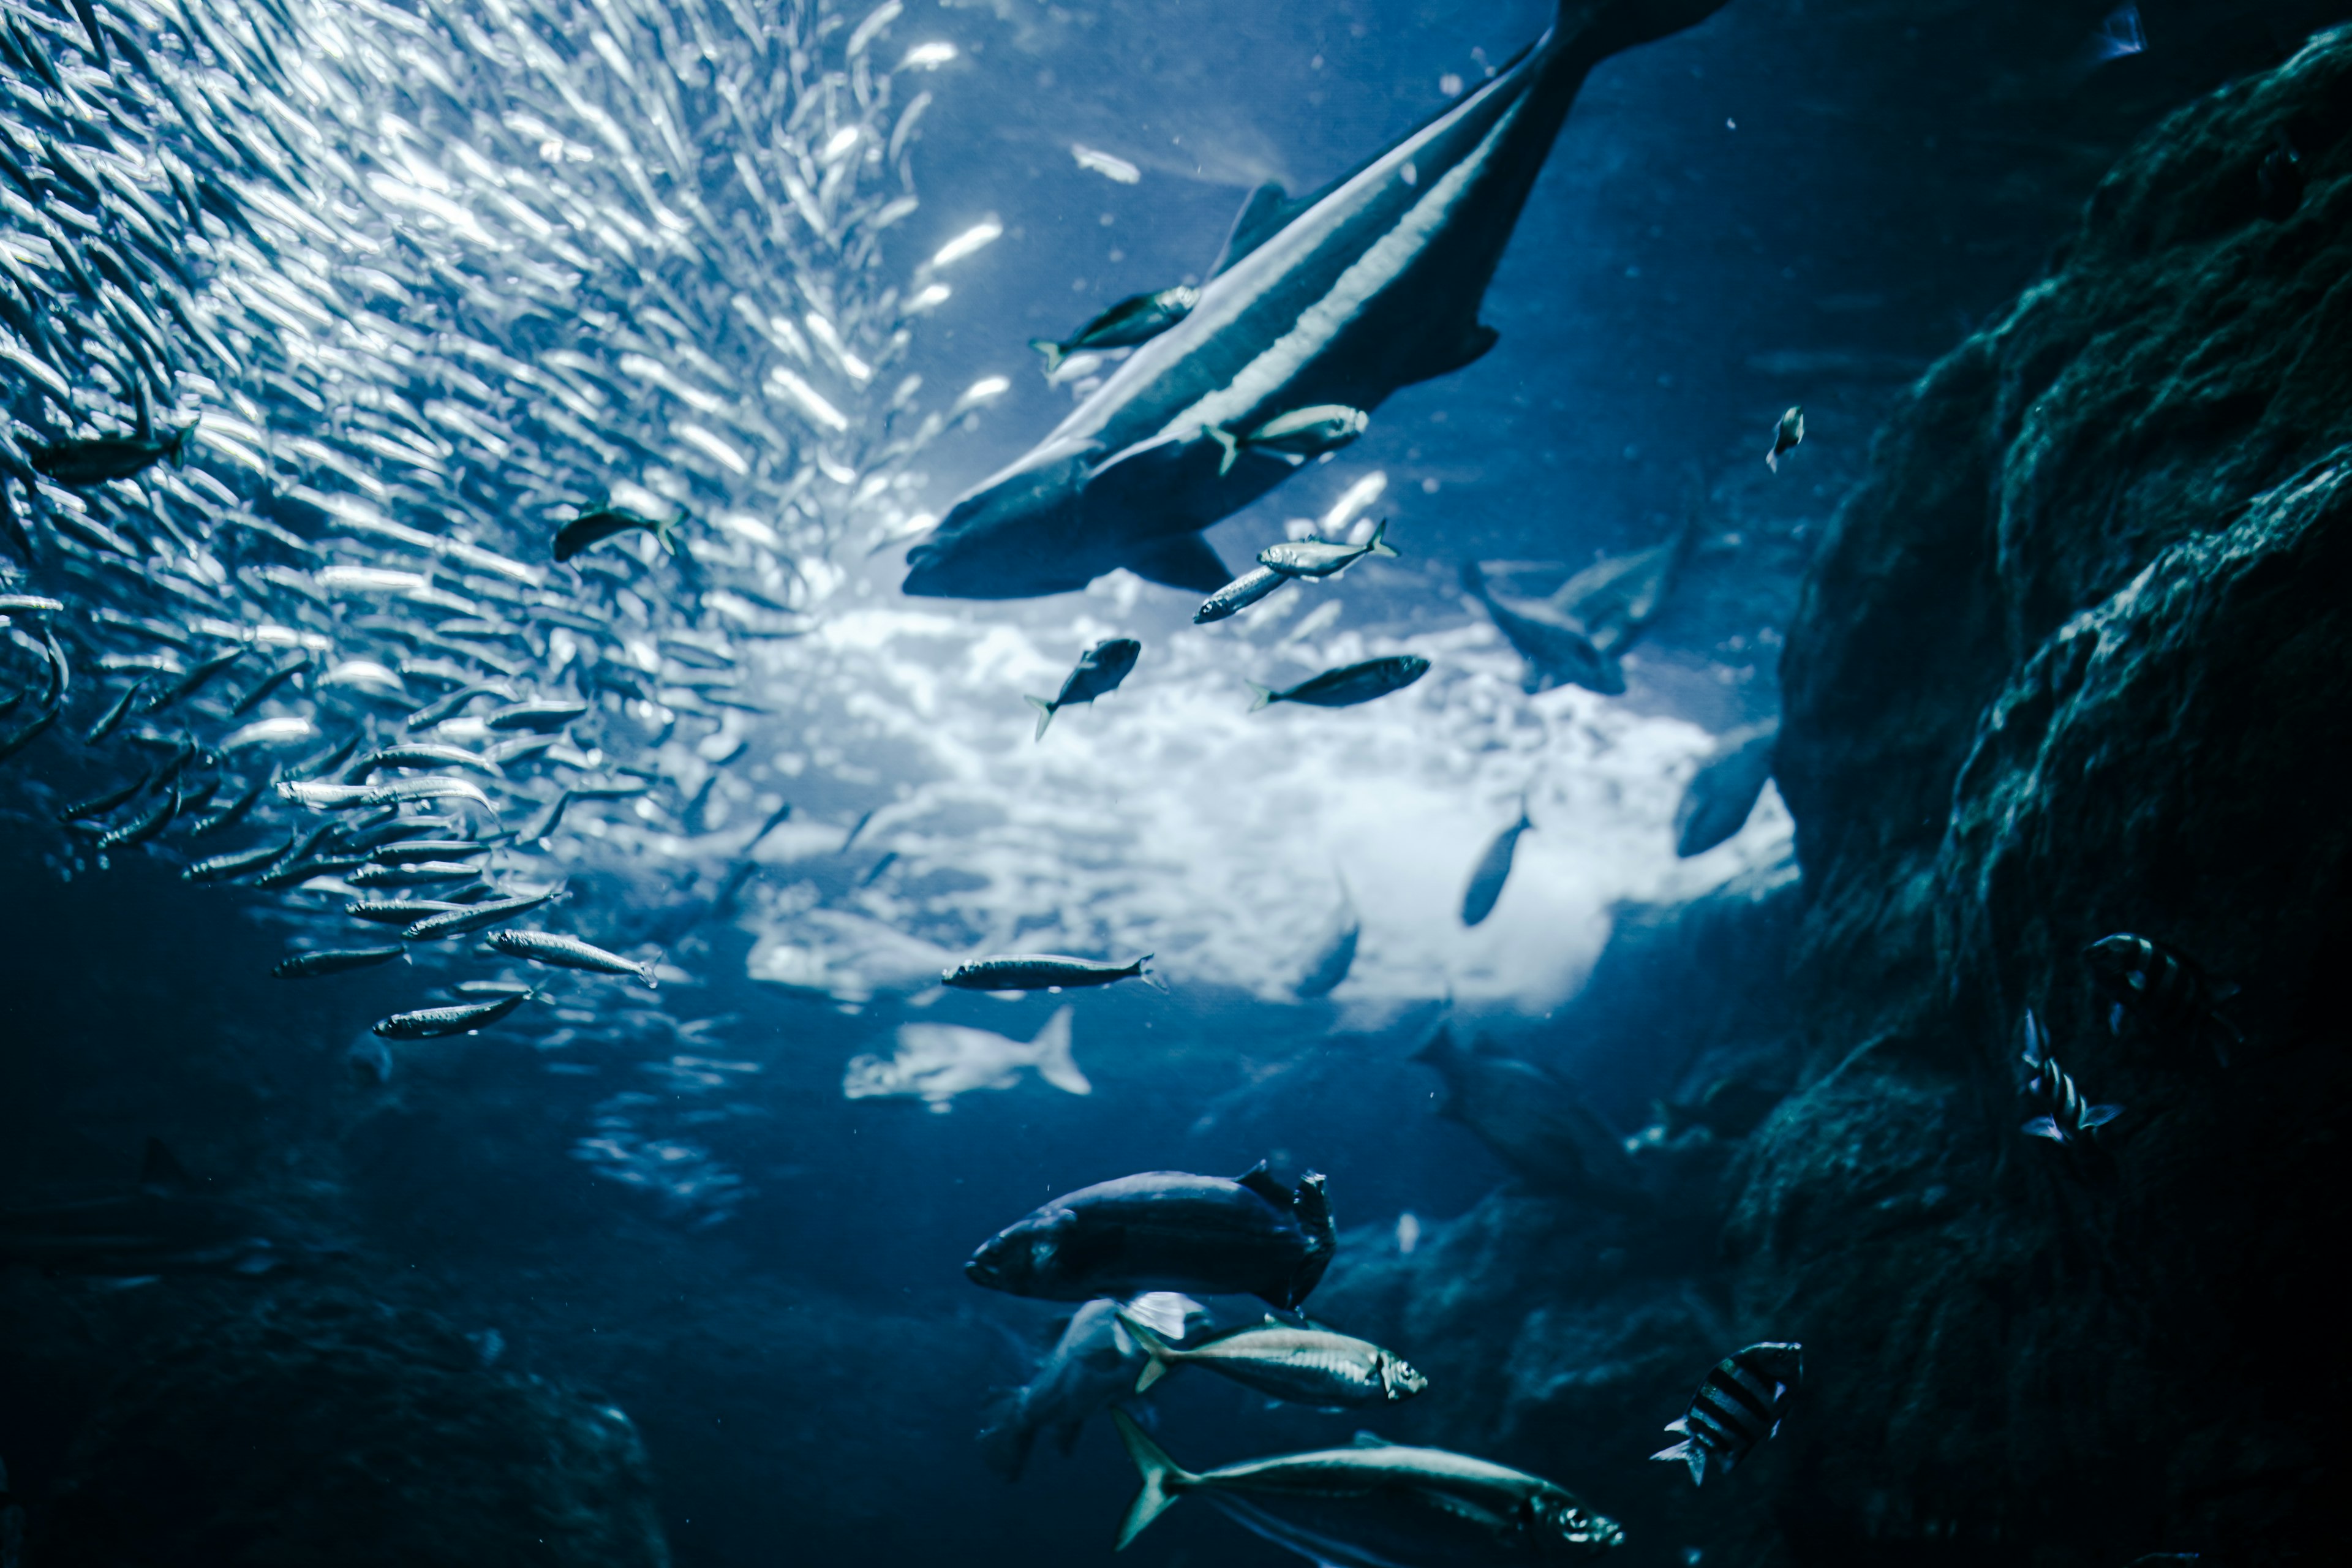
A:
[
  {"left": 38, "top": 1289, "right": 670, "bottom": 1568},
  {"left": 1738, "top": 24, "right": 2352, "bottom": 1566}
]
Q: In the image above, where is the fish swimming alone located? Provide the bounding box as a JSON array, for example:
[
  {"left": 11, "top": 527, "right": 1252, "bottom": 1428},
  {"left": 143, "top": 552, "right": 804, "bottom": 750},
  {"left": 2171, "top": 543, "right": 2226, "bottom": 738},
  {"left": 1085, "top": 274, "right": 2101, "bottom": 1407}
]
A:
[
  {"left": 1258, "top": 518, "right": 1396, "bottom": 579},
  {"left": 1765, "top": 405, "right": 1804, "bottom": 470},
  {"left": 1675, "top": 720, "right": 1777, "bottom": 856},
  {"left": 1117, "top": 1310, "right": 1427, "bottom": 1408},
  {"left": 1249, "top": 655, "right": 1428, "bottom": 712},
  {"left": 2082, "top": 933, "right": 2241, "bottom": 1066},
  {"left": 1460, "top": 800, "right": 1532, "bottom": 926},
  {"left": 978, "top": 1292, "right": 1202, "bottom": 1482},
  {"left": 965, "top": 1162, "right": 1336, "bottom": 1308},
  {"left": 942, "top": 953, "right": 1161, "bottom": 992},
  {"left": 844, "top": 1005, "right": 1086, "bottom": 1110},
  {"left": 901, "top": 0, "right": 1734, "bottom": 599},
  {"left": 2018, "top": 1009, "right": 2122, "bottom": 1147},
  {"left": 1030, "top": 287, "right": 1200, "bottom": 374},
  {"left": 1112, "top": 1415, "right": 1623, "bottom": 1562},
  {"left": 554, "top": 502, "right": 685, "bottom": 562},
  {"left": 1026, "top": 637, "right": 1141, "bottom": 741},
  {"left": 27, "top": 424, "right": 193, "bottom": 486},
  {"left": 1653, "top": 1341, "right": 1803, "bottom": 1485}
]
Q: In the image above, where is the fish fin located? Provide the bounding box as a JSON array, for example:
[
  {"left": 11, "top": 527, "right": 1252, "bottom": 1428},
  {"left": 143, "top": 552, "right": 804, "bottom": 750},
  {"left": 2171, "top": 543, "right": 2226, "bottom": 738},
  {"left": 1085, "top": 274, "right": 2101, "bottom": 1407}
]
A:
[
  {"left": 138, "top": 1137, "right": 195, "bottom": 1191},
  {"left": 170, "top": 424, "right": 192, "bottom": 467},
  {"left": 1123, "top": 533, "right": 1232, "bottom": 595},
  {"left": 1208, "top": 424, "right": 1242, "bottom": 476},
  {"left": 1029, "top": 1006, "right": 1089, "bottom": 1095},
  {"left": 636, "top": 960, "right": 658, "bottom": 990},
  {"left": 1247, "top": 682, "right": 1276, "bottom": 714},
  {"left": 1234, "top": 1160, "right": 1290, "bottom": 1207},
  {"left": 1662, "top": 1416, "right": 1689, "bottom": 1434},
  {"left": 1351, "top": 1430, "right": 1393, "bottom": 1449},
  {"left": 2081, "top": 1103, "right": 2124, "bottom": 1129},
  {"left": 1129, "top": 954, "right": 1169, "bottom": 994},
  {"left": 1650, "top": 1438, "right": 1706, "bottom": 1484},
  {"left": 1115, "top": 1310, "right": 1177, "bottom": 1393},
  {"left": 1403, "top": 322, "right": 1499, "bottom": 385},
  {"left": 1365, "top": 518, "right": 1397, "bottom": 557},
  {"left": 1028, "top": 337, "right": 1068, "bottom": 374},
  {"left": 1110, "top": 1409, "right": 1191, "bottom": 1550},
  {"left": 1024, "top": 695, "right": 1057, "bottom": 742},
  {"left": 2022, "top": 1116, "right": 2065, "bottom": 1142},
  {"left": 1122, "top": 1292, "right": 1201, "bottom": 1341},
  {"left": 1208, "top": 181, "right": 1295, "bottom": 278}
]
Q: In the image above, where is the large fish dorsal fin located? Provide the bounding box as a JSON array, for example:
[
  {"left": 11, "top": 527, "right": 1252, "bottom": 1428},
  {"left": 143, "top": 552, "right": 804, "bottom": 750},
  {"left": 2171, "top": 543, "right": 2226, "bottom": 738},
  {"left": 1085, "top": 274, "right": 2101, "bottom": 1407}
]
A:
[
  {"left": 1234, "top": 1159, "right": 1290, "bottom": 1206},
  {"left": 138, "top": 1137, "right": 195, "bottom": 1191},
  {"left": 1125, "top": 534, "right": 1232, "bottom": 594},
  {"left": 1351, "top": 1430, "right": 1393, "bottom": 1449},
  {"left": 1209, "top": 181, "right": 1298, "bottom": 278}
]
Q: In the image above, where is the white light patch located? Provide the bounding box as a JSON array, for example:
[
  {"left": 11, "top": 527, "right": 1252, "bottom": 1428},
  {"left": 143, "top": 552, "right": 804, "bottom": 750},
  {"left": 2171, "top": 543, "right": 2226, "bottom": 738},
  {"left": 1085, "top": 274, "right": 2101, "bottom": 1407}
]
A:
[
  {"left": 734, "top": 597, "right": 1788, "bottom": 1011},
  {"left": 949, "top": 375, "right": 1009, "bottom": 416},
  {"left": 930, "top": 219, "right": 1002, "bottom": 268},
  {"left": 900, "top": 42, "right": 957, "bottom": 70},
  {"left": 1071, "top": 145, "right": 1141, "bottom": 184},
  {"left": 1321, "top": 471, "right": 1387, "bottom": 535}
]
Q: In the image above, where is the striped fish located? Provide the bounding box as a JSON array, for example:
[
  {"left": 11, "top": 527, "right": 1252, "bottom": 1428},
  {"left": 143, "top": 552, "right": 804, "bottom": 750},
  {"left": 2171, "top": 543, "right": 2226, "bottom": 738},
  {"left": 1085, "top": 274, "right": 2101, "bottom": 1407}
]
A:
[
  {"left": 2083, "top": 933, "right": 2241, "bottom": 1066},
  {"left": 2018, "top": 1009, "right": 2122, "bottom": 1147},
  {"left": 1653, "top": 1341, "right": 1802, "bottom": 1485}
]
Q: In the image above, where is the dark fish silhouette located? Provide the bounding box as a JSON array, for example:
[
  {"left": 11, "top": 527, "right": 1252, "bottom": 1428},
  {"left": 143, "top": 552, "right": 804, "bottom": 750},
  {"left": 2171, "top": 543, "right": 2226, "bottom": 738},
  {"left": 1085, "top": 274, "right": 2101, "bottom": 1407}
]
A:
[
  {"left": 1675, "top": 720, "right": 1777, "bottom": 856},
  {"left": 1294, "top": 876, "right": 1359, "bottom": 999},
  {"left": 554, "top": 502, "right": 684, "bottom": 561},
  {"left": 1030, "top": 286, "right": 1200, "bottom": 374},
  {"left": 2018, "top": 1009, "right": 2122, "bottom": 1147},
  {"left": 28, "top": 424, "right": 192, "bottom": 486},
  {"left": 1027, "top": 637, "right": 1141, "bottom": 740},
  {"left": 1249, "top": 655, "right": 1428, "bottom": 712},
  {"left": 1413, "top": 1026, "right": 1645, "bottom": 1207},
  {"left": 1460, "top": 801, "right": 1532, "bottom": 926},
  {"left": 965, "top": 1162, "right": 1336, "bottom": 1308},
  {"left": 943, "top": 952, "right": 1162, "bottom": 992},
  {"left": 1653, "top": 1341, "right": 1803, "bottom": 1485},
  {"left": 1765, "top": 405, "right": 1803, "bottom": 470},
  {"left": 2084, "top": 933, "right": 2241, "bottom": 1066}
]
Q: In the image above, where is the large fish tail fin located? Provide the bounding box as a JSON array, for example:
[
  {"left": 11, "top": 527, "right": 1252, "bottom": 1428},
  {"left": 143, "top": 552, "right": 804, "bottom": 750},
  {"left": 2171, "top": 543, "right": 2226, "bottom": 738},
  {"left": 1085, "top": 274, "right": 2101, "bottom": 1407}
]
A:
[
  {"left": 1208, "top": 425, "right": 1240, "bottom": 476},
  {"left": 1110, "top": 1408, "right": 1194, "bottom": 1549},
  {"left": 1115, "top": 1309, "right": 1181, "bottom": 1393},
  {"left": 1128, "top": 954, "right": 1169, "bottom": 994},
  {"left": 1025, "top": 695, "right": 1057, "bottom": 741},
  {"left": 1028, "top": 338, "right": 1067, "bottom": 375},
  {"left": 1246, "top": 682, "right": 1276, "bottom": 714},
  {"left": 1365, "top": 518, "right": 1397, "bottom": 558},
  {"left": 976, "top": 1390, "right": 1035, "bottom": 1483},
  {"left": 1029, "top": 1005, "right": 1089, "bottom": 1096}
]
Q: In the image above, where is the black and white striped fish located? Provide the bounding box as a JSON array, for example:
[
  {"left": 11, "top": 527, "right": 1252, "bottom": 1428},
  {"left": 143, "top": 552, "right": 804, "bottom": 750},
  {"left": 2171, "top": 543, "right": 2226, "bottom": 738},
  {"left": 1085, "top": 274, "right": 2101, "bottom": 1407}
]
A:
[
  {"left": 1653, "top": 1341, "right": 1802, "bottom": 1485},
  {"left": 2083, "top": 933, "right": 2241, "bottom": 1066},
  {"left": 2018, "top": 1009, "right": 2122, "bottom": 1147}
]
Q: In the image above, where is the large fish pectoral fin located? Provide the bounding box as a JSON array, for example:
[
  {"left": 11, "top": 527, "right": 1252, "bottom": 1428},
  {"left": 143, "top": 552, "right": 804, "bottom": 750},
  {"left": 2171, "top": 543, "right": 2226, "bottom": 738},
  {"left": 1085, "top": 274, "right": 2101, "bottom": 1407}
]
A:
[
  {"left": 1401, "top": 322, "right": 1501, "bottom": 386},
  {"left": 1210, "top": 181, "right": 1299, "bottom": 278},
  {"left": 1123, "top": 535, "right": 1232, "bottom": 594}
]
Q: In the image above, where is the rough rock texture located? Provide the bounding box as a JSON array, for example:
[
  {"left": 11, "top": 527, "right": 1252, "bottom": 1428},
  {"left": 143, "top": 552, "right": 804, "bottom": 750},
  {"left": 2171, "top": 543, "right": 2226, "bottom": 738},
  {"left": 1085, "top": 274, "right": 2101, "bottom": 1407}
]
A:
[
  {"left": 1739, "top": 26, "right": 2352, "bottom": 1566},
  {"left": 39, "top": 1289, "right": 671, "bottom": 1568}
]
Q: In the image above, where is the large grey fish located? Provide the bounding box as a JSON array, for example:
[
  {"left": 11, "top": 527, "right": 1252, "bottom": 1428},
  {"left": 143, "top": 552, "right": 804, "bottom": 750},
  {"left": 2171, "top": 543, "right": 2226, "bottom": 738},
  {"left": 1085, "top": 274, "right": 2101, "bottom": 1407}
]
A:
[
  {"left": 966, "top": 1162, "right": 1336, "bottom": 1308},
  {"left": 1117, "top": 1310, "right": 1426, "bottom": 1408},
  {"left": 2082, "top": 932, "right": 2241, "bottom": 1066},
  {"left": 1674, "top": 720, "right": 1777, "bottom": 857},
  {"left": 1112, "top": 1415, "right": 1623, "bottom": 1562},
  {"left": 1294, "top": 876, "right": 1359, "bottom": 999},
  {"left": 0, "top": 1139, "right": 284, "bottom": 1278},
  {"left": 1249, "top": 655, "right": 1428, "bottom": 712},
  {"left": 1413, "top": 1026, "right": 1645, "bottom": 1207},
  {"left": 1653, "top": 1341, "right": 1802, "bottom": 1485},
  {"left": 942, "top": 952, "right": 1161, "bottom": 992},
  {"left": 483, "top": 929, "right": 657, "bottom": 987},
  {"left": 1461, "top": 800, "right": 1532, "bottom": 927},
  {"left": 371, "top": 990, "right": 536, "bottom": 1039},
  {"left": 902, "top": 0, "right": 1732, "bottom": 599},
  {"left": 977, "top": 1291, "right": 1202, "bottom": 1482},
  {"left": 1030, "top": 287, "right": 1201, "bottom": 374},
  {"left": 1026, "top": 637, "right": 1140, "bottom": 741},
  {"left": 1459, "top": 560, "right": 1621, "bottom": 696}
]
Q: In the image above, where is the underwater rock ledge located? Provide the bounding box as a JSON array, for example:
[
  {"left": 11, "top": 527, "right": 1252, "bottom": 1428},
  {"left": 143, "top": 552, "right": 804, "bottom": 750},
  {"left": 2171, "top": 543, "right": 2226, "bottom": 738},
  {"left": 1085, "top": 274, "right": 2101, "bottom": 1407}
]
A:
[{"left": 1741, "top": 24, "right": 2352, "bottom": 1567}]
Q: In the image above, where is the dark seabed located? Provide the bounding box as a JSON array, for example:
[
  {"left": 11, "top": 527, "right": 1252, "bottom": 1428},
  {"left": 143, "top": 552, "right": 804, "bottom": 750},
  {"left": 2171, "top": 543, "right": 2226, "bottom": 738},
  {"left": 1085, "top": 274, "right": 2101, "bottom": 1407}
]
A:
[{"left": 3, "top": 0, "right": 2350, "bottom": 1564}]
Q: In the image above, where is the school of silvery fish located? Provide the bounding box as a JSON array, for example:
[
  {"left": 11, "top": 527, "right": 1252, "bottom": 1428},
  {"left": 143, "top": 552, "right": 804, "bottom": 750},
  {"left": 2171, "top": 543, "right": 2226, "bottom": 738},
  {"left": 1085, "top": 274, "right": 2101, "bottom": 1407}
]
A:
[{"left": 0, "top": 0, "right": 2259, "bottom": 1554}]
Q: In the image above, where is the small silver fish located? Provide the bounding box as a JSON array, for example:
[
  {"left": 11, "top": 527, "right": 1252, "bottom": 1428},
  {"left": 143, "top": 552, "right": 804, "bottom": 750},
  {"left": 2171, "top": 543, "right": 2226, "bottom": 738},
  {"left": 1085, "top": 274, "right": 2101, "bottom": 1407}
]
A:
[
  {"left": 1209, "top": 405, "right": 1368, "bottom": 475},
  {"left": 1256, "top": 519, "right": 1396, "bottom": 579},
  {"left": 483, "top": 929, "right": 657, "bottom": 987},
  {"left": 941, "top": 953, "right": 1163, "bottom": 993},
  {"left": 1117, "top": 1310, "right": 1427, "bottom": 1407},
  {"left": 371, "top": 990, "right": 536, "bottom": 1039},
  {"left": 1194, "top": 566, "right": 1289, "bottom": 625},
  {"left": 275, "top": 946, "right": 409, "bottom": 979},
  {"left": 402, "top": 886, "right": 567, "bottom": 941}
]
